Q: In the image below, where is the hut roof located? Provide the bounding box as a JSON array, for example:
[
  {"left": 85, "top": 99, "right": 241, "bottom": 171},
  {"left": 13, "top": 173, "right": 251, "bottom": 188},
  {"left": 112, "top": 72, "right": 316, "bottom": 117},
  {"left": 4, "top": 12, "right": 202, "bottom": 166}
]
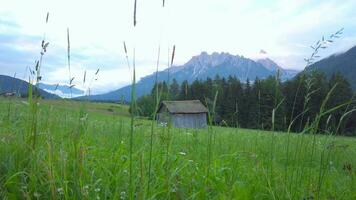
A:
[{"left": 159, "top": 100, "right": 208, "bottom": 114}]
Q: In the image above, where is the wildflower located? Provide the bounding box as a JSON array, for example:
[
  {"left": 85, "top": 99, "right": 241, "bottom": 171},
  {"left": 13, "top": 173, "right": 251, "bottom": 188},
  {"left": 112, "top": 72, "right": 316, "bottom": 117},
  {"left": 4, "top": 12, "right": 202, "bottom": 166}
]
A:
[
  {"left": 80, "top": 114, "right": 88, "bottom": 121},
  {"left": 57, "top": 188, "right": 64, "bottom": 195},
  {"left": 159, "top": 122, "right": 167, "bottom": 127},
  {"left": 82, "top": 185, "right": 89, "bottom": 196},
  {"left": 171, "top": 186, "right": 177, "bottom": 192},
  {"left": 95, "top": 188, "right": 101, "bottom": 192},
  {"left": 33, "top": 192, "right": 41, "bottom": 198},
  {"left": 179, "top": 152, "right": 186, "bottom": 156},
  {"left": 120, "top": 191, "right": 127, "bottom": 200}
]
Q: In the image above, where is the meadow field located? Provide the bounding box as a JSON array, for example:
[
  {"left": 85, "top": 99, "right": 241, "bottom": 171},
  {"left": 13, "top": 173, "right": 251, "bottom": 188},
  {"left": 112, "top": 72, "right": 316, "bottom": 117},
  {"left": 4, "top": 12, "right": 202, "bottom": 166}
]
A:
[{"left": 0, "top": 97, "right": 356, "bottom": 199}]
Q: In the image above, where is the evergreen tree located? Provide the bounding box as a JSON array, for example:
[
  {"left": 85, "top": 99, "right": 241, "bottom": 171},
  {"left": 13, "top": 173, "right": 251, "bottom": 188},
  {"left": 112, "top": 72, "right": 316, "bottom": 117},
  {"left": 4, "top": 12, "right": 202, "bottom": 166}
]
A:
[
  {"left": 249, "top": 78, "right": 262, "bottom": 129},
  {"left": 225, "top": 76, "right": 243, "bottom": 126},
  {"left": 304, "top": 71, "right": 328, "bottom": 131},
  {"left": 326, "top": 73, "right": 353, "bottom": 133},
  {"left": 136, "top": 94, "right": 154, "bottom": 117},
  {"left": 282, "top": 74, "right": 308, "bottom": 132},
  {"left": 134, "top": 72, "right": 355, "bottom": 135},
  {"left": 179, "top": 80, "right": 189, "bottom": 100},
  {"left": 170, "top": 79, "right": 180, "bottom": 100}
]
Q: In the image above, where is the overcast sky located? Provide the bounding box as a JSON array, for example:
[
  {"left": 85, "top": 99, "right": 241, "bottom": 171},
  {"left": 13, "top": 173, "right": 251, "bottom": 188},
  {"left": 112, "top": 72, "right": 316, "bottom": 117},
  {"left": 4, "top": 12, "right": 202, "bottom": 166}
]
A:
[{"left": 1, "top": 0, "right": 356, "bottom": 94}]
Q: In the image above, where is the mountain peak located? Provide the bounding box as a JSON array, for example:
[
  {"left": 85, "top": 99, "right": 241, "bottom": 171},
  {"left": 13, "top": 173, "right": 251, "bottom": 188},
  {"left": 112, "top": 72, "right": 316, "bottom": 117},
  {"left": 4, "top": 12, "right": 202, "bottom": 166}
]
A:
[
  {"left": 256, "top": 57, "right": 283, "bottom": 72},
  {"left": 187, "top": 51, "right": 239, "bottom": 67},
  {"left": 84, "top": 51, "right": 299, "bottom": 102}
]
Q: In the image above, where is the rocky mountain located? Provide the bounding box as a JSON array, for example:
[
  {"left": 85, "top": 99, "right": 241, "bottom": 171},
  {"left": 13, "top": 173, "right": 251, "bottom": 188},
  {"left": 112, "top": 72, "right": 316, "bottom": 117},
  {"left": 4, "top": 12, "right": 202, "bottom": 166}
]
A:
[
  {"left": 0, "top": 75, "right": 59, "bottom": 99},
  {"left": 306, "top": 45, "right": 356, "bottom": 90},
  {"left": 257, "top": 58, "right": 299, "bottom": 81},
  {"left": 38, "top": 83, "right": 85, "bottom": 98},
  {"left": 83, "top": 52, "right": 299, "bottom": 102}
]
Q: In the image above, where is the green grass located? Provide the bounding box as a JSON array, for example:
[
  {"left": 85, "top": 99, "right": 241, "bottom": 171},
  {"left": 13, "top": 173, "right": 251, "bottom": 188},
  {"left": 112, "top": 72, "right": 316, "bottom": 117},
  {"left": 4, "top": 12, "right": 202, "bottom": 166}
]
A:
[{"left": 0, "top": 97, "right": 356, "bottom": 199}]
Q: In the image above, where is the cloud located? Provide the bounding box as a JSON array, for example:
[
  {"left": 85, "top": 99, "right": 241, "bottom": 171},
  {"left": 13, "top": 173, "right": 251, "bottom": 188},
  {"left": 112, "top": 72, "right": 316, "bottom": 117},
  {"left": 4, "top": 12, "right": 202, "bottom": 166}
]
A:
[
  {"left": 1, "top": 0, "right": 356, "bottom": 93},
  {"left": 0, "top": 18, "right": 154, "bottom": 93}
]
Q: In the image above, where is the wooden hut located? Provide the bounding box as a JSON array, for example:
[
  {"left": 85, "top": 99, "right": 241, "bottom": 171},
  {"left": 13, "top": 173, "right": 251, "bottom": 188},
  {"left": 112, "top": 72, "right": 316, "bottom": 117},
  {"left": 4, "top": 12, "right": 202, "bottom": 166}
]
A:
[
  {"left": 0, "top": 92, "right": 16, "bottom": 97},
  {"left": 157, "top": 100, "right": 208, "bottom": 128}
]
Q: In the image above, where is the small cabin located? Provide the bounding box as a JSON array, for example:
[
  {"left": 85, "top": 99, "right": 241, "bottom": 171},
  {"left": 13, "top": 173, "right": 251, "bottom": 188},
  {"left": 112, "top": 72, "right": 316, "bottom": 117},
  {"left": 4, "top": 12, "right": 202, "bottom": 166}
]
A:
[
  {"left": 0, "top": 92, "right": 16, "bottom": 97},
  {"left": 157, "top": 100, "right": 208, "bottom": 128}
]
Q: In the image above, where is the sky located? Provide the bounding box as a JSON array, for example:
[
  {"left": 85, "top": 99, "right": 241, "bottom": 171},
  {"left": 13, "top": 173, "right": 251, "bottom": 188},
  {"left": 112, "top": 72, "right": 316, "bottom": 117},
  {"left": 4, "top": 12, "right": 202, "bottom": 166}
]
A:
[{"left": 1, "top": 0, "right": 356, "bottom": 94}]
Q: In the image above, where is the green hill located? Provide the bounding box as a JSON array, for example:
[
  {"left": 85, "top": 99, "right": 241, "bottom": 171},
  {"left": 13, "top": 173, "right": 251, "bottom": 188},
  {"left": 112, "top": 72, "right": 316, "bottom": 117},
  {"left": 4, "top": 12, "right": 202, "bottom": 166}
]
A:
[
  {"left": 306, "top": 45, "right": 356, "bottom": 90},
  {"left": 0, "top": 75, "right": 59, "bottom": 99}
]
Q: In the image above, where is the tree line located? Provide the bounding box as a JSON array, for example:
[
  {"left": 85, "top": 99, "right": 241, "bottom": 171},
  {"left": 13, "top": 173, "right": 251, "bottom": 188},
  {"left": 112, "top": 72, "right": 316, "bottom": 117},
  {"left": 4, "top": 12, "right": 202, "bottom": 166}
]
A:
[{"left": 134, "top": 71, "right": 356, "bottom": 136}]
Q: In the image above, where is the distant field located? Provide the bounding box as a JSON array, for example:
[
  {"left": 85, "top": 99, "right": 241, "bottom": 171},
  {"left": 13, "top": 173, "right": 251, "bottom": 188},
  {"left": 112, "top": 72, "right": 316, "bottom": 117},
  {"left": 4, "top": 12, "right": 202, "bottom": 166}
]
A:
[
  {"left": 1, "top": 98, "right": 356, "bottom": 199},
  {"left": 42, "top": 99, "right": 131, "bottom": 117}
]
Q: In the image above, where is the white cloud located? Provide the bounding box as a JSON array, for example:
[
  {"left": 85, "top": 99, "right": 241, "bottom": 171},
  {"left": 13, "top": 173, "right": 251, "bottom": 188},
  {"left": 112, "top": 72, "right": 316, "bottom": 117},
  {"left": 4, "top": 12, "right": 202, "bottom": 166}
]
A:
[{"left": 1, "top": 0, "right": 356, "bottom": 93}]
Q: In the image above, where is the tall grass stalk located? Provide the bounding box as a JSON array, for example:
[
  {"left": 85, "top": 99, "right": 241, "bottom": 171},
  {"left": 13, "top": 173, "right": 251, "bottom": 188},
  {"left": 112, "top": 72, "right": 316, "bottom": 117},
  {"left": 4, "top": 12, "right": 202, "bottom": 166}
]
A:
[
  {"left": 268, "top": 98, "right": 284, "bottom": 199},
  {"left": 308, "top": 84, "right": 339, "bottom": 188},
  {"left": 133, "top": 0, "right": 137, "bottom": 27},
  {"left": 67, "top": 28, "right": 73, "bottom": 98},
  {"left": 284, "top": 109, "right": 309, "bottom": 196},
  {"left": 266, "top": 70, "right": 283, "bottom": 198},
  {"left": 205, "top": 90, "right": 218, "bottom": 192},
  {"left": 29, "top": 12, "right": 50, "bottom": 150},
  {"left": 165, "top": 121, "right": 172, "bottom": 198},
  {"left": 147, "top": 45, "right": 161, "bottom": 196},
  {"left": 129, "top": 48, "right": 136, "bottom": 200},
  {"left": 301, "top": 83, "right": 349, "bottom": 198},
  {"left": 45, "top": 111, "right": 56, "bottom": 199},
  {"left": 166, "top": 45, "right": 175, "bottom": 100},
  {"left": 311, "top": 97, "right": 353, "bottom": 199},
  {"left": 4, "top": 73, "right": 17, "bottom": 126},
  {"left": 123, "top": 42, "right": 131, "bottom": 72},
  {"left": 284, "top": 75, "right": 304, "bottom": 192}
]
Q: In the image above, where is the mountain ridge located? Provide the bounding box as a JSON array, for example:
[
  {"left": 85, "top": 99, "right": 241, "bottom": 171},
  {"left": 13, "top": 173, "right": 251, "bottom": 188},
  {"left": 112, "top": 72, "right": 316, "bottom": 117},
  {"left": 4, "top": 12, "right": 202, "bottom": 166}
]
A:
[
  {"left": 80, "top": 52, "right": 300, "bottom": 102},
  {"left": 0, "top": 75, "right": 59, "bottom": 99},
  {"left": 38, "top": 83, "right": 85, "bottom": 98},
  {"left": 256, "top": 58, "right": 299, "bottom": 80},
  {"left": 306, "top": 45, "right": 356, "bottom": 90}
]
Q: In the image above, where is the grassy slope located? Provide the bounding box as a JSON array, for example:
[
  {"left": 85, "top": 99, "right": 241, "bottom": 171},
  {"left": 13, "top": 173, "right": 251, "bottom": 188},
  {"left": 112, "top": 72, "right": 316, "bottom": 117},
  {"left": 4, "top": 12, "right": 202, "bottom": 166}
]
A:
[{"left": 0, "top": 98, "right": 355, "bottom": 199}]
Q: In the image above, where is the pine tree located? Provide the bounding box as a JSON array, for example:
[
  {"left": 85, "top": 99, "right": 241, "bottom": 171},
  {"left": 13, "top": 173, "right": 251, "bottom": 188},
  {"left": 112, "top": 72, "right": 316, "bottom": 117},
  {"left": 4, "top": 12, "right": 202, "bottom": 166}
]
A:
[
  {"left": 225, "top": 76, "right": 242, "bottom": 126},
  {"left": 282, "top": 74, "right": 308, "bottom": 132},
  {"left": 170, "top": 79, "right": 180, "bottom": 100},
  {"left": 179, "top": 80, "right": 190, "bottom": 100},
  {"left": 326, "top": 73, "right": 353, "bottom": 133},
  {"left": 134, "top": 72, "right": 355, "bottom": 134}
]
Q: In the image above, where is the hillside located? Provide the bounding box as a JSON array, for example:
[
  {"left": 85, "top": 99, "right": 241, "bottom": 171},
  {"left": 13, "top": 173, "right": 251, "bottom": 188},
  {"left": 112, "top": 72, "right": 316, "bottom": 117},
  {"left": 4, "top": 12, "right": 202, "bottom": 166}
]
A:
[
  {"left": 0, "top": 75, "right": 59, "bottom": 99},
  {"left": 306, "top": 45, "right": 356, "bottom": 90},
  {"left": 83, "top": 52, "right": 299, "bottom": 102}
]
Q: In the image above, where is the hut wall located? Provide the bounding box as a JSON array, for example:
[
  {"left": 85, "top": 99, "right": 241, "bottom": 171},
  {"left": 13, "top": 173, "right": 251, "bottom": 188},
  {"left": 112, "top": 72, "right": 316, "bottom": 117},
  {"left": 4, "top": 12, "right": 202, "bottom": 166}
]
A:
[
  {"left": 157, "top": 112, "right": 170, "bottom": 125},
  {"left": 157, "top": 106, "right": 170, "bottom": 125},
  {"left": 171, "top": 113, "right": 207, "bottom": 128}
]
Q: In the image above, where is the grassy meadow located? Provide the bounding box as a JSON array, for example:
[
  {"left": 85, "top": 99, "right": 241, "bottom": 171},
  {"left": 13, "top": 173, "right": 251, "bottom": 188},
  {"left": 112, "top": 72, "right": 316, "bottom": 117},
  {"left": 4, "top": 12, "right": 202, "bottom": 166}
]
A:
[{"left": 0, "top": 97, "right": 355, "bottom": 199}]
